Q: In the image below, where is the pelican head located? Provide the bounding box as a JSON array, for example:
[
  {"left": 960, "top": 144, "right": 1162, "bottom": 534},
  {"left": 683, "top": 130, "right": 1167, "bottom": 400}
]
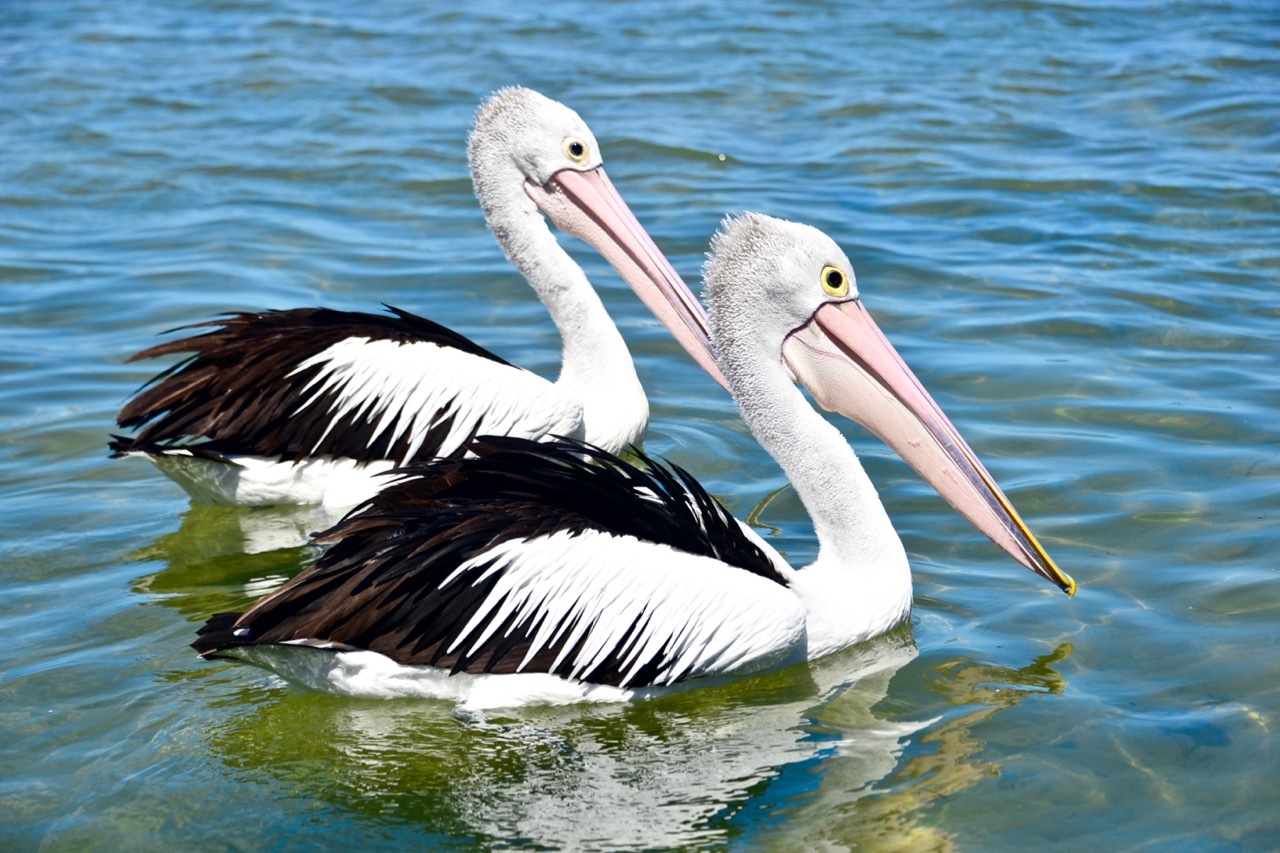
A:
[
  {"left": 468, "top": 87, "right": 725, "bottom": 387},
  {"left": 470, "top": 86, "right": 605, "bottom": 188},
  {"left": 706, "top": 213, "right": 1075, "bottom": 595}
]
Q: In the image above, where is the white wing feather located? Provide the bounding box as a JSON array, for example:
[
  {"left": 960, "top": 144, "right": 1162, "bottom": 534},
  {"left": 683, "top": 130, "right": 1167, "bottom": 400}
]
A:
[
  {"left": 441, "top": 529, "right": 806, "bottom": 687},
  {"left": 293, "top": 338, "right": 583, "bottom": 462}
]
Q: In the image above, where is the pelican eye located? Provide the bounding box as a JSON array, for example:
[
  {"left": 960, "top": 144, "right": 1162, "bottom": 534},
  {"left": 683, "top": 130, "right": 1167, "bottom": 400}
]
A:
[
  {"left": 563, "top": 136, "right": 589, "bottom": 165},
  {"left": 821, "top": 265, "right": 849, "bottom": 297}
]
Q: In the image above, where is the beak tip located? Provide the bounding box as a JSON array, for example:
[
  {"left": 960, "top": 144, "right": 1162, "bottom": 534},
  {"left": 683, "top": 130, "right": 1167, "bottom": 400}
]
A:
[{"left": 1060, "top": 573, "right": 1078, "bottom": 598}]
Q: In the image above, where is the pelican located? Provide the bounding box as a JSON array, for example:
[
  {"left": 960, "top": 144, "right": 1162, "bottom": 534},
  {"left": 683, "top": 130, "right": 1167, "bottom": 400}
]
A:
[
  {"left": 110, "top": 87, "right": 723, "bottom": 508},
  {"left": 193, "top": 213, "right": 1075, "bottom": 708}
]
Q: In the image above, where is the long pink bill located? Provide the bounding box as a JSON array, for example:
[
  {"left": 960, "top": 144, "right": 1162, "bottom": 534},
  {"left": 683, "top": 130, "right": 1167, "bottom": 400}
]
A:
[
  {"left": 782, "top": 299, "right": 1075, "bottom": 595},
  {"left": 527, "top": 166, "right": 730, "bottom": 391}
]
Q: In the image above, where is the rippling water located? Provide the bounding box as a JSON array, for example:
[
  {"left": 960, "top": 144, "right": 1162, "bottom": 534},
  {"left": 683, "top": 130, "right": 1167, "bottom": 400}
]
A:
[{"left": 3, "top": 1, "right": 1278, "bottom": 849}]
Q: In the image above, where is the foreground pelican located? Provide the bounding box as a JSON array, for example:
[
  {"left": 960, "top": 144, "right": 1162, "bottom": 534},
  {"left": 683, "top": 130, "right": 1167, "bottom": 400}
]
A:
[
  {"left": 110, "top": 87, "right": 722, "bottom": 507},
  {"left": 194, "top": 213, "right": 1074, "bottom": 708}
]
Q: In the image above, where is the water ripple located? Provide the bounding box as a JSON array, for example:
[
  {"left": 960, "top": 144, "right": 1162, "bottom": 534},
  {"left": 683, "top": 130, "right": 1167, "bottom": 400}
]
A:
[{"left": 2, "top": 0, "right": 1279, "bottom": 849}]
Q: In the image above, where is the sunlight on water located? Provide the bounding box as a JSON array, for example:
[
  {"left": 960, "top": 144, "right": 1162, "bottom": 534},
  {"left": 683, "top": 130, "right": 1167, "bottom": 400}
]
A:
[{"left": 2, "top": 0, "right": 1279, "bottom": 849}]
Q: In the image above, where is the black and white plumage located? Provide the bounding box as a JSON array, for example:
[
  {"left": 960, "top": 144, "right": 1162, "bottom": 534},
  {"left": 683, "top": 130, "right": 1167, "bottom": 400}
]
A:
[
  {"left": 195, "top": 213, "right": 1075, "bottom": 708},
  {"left": 111, "top": 87, "right": 724, "bottom": 508},
  {"left": 112, "top": 306, "right": 513, "bottom": 463},
  {"left": 194, "top": 436, "right": 798, "bottom": 697}
]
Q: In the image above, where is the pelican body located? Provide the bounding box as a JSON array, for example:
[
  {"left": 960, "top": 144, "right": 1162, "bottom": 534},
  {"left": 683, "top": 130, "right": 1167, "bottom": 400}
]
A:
[
  {"left": 194, "top": 214, "right": 1074, "bottom": 708},
  {"left": 111, "top": 88, "right": 722, "bottom": 508}
]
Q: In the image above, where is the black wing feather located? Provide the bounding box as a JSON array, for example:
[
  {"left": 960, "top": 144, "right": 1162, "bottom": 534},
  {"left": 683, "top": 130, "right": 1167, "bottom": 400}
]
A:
[
  {"left": 193, "top": 436, "right": 786, "bottom": 687},
  {"left": 110, "top": 305, "right": 509, "bottom": 463}
]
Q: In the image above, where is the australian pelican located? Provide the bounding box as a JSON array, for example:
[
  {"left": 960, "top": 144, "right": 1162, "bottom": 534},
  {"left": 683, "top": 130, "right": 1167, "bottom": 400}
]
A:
[
  {"left": 193, "top": 213, "right": 1075, "bottom": 708},
  {"left": 110, "top": 87, "right": 723, "bottom": 507}
]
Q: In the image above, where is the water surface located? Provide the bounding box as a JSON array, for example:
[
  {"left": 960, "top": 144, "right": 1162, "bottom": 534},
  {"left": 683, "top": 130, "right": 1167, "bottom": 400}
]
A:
[{"left": 2, "top": 1, "right": 1278, "bottom": 849}]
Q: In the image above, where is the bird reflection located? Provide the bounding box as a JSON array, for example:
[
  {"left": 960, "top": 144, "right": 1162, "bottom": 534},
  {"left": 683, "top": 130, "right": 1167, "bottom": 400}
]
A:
[
  {"left": 128, "top": 502, "right": 341, "bottom": 618},
  {"left": 195, "top": 633, "right": 1071, "bottom": 851},
  {"left": 754, "top": 643, "right": 1073, "bottom": 851}
]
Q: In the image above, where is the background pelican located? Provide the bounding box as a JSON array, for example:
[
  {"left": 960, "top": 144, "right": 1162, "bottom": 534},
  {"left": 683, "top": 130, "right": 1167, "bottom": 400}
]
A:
[
  {"left": 110, "top": 87, "right": 722, "bottom": 508},
  {"left": 193, "top": 213, "right": 1074, "bottom": 708}
]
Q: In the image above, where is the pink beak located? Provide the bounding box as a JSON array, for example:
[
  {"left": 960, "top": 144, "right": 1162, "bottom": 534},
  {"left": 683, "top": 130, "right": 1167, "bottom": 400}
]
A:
[
  {"left": 527, "top": 166, "right": 729, "bottom": 391},
  {"left": 783, "top": 300, "right": 1075, "bottom": 595}
]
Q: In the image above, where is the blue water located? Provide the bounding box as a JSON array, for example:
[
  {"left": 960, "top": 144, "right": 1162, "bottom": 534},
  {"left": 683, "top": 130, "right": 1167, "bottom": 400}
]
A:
[{"left": 3, "top": 1, "right": 1278, "bottom": 849}]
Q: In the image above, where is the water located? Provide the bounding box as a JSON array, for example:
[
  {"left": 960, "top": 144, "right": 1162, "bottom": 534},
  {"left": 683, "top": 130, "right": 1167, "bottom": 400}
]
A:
[{"left": 2, "top": 0, "right": 1277, "bottom": 849}]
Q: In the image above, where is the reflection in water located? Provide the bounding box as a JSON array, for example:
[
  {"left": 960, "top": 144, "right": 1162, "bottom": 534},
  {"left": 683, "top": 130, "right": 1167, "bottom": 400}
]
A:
[
  {"left": 766, "top": 643, "right": 1074, "bottom": 852},
  {"left": 129, "top": 502, "right": 344, "bottom": 617},
  {"left": 137, "top": 501, "right": 347, "bottom": 559},
  {"left": 745, "top": 484, "right": 791, "bottom": 539},
  {"left": 128, "top": 500, "right": 1073, "bottom": 850},
  {"left": 201, "top": 632, "right": 917, "bottom": 851},
  {"left": 196, "top": 636, "right": 1072, "bottom": 851}
]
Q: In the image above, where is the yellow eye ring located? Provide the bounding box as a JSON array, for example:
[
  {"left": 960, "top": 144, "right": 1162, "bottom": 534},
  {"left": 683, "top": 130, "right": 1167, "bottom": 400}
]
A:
[
  {"left": 820, "top": 265, "right": 849, "bottom": 297},
  {"left": 562, "top": 136, "right": 590, "bottom": 165}
]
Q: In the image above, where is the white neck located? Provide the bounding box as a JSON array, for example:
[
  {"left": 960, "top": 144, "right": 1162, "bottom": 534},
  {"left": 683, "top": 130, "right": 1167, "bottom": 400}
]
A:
[
  {"left": 723, "top": 346, "right": 914, "bottom": 658},
  {"left": 474, "top": 167, "right": 648, "bottom": 451}
]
